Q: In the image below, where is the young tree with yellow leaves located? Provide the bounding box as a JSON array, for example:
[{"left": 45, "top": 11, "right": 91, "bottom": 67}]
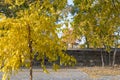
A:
[
  {"left": 62, "top": 28, "right": 77, "bottom": 48},
  {"left": 0, "top": 0, "right": 76, "bottom": 80},
  {"left": 73, "top": 0, "right": 120, "bottom": 66},
  {"left": 73, "top": 0, "right": 120, "bottom": 48}
]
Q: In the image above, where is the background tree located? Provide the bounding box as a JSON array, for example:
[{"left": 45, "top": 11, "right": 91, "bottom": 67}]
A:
[
  {"left": 62, "top": 28, "right": 77, "bottom": 48},
  {"left": 0, "top": 0, "right": 76, "bottom": 80},
  {"left": 73, "top": 0, "right": 120, "bottom": 66}
]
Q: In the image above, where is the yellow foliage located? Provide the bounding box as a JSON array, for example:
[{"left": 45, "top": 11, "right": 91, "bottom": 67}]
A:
[
  {"left": 0, "top": 0, "right": 76, "bottom": 80},
  {"left": 73, "top": 0, "right": 120, "bottom": 48}
]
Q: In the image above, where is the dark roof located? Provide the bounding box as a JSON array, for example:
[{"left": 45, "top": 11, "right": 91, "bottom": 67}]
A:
[{"left": 67, "top": 48, "right": 120, "bottom": 52}]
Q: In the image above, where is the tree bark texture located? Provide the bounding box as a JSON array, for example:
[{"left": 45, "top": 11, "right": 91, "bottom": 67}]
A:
[
  {"left": 112, "top": 48, "right": 117, "bottom": 66},
  {"left": 101, "top": 49, "right": 104, "bottom": 67},
  {"left": 28, "top": 25, "right": 33, "bottom": 80}
]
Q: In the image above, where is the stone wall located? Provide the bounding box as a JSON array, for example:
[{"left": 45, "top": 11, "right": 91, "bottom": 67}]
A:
[
  {"left": 33, "top": 48, "right": 120, "bottom": 67},
  {"left": 66, "top": 48, "right": 120, "bottom": 66}
]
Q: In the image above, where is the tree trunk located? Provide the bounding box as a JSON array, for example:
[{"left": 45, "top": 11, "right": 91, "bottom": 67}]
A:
[
  {"left": 108, "top": 52, "right": 111, "bottom": 66},
  {"left": 112, "top": 48, "right": 117, "bottom": 66},
  {"left": 71, "top": 43, "right": 73, "bottom": 48},
  {"left": 30, "top": 57, "right": 33, "bottom": 80},
  {"left": 104, "top": 51, "right": 107, "bottom": 65},
  {"left": 85, "top": 37, "right": 89, "bottom": 48},
  {"left": 101, "top": 49, "right": 104, "bottom": 67},
  {"left": 28, "top": 25, "right": 33, "bottom": 80}
]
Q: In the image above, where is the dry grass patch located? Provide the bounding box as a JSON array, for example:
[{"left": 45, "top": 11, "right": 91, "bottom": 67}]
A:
[{"left": 78, "top": 67, "right": 120, "bottom": 78}]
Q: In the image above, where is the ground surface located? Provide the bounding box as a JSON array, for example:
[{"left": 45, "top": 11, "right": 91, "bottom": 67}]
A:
[
  {"left": 0, "top": 67, "right": 120, "bottom": 80},
  {"left": 78, "top": 67, "right": 120, "bottom": 78}
]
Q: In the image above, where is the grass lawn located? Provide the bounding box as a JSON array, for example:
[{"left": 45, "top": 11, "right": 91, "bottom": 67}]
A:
[{"left": 78, "top": 66, "right": 120, "bottom": 78}]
